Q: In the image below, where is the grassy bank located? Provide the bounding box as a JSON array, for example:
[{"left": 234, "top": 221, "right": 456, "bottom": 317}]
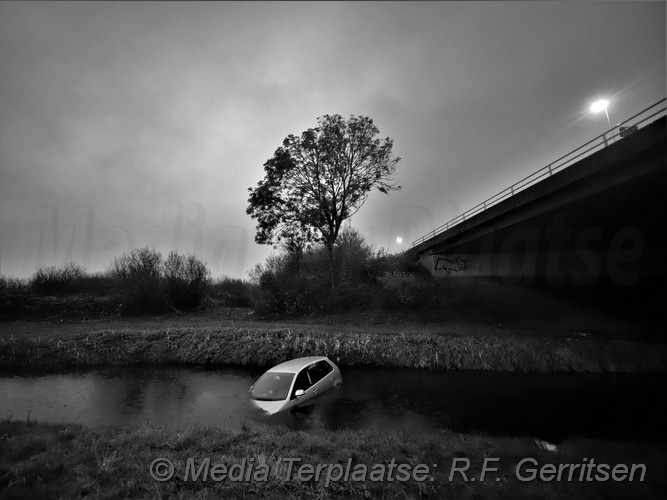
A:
[
  {"left": 1, "top": 325, "right": 666, "bottom": 372},
  {"left": 1, "top": 419, "right": 665, "bottom": 499}
]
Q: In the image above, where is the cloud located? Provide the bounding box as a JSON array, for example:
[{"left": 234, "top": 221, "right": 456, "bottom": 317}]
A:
[{"left": 1, "top": 1, "right": 664, "bottom": 277}]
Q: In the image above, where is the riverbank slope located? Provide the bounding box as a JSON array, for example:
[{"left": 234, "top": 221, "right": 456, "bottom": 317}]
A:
[{"left": 1, "top": 319, "right": 665, "bottom": 372}]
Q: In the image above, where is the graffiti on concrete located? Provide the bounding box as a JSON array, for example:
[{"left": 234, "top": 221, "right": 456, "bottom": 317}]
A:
[{"left": 434, "top": 255, "right": 469, "bottom": 274}]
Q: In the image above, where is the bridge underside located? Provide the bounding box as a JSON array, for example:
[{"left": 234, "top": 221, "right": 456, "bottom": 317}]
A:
[
  {"left": 412, "top": 117, "right": 666, "bottom": 330},
  {"left": 415, "top": 117, "right": 666, "bottom": 284},
  {"left": 420, "top": 155, "right": 665, "bottom": 285}
]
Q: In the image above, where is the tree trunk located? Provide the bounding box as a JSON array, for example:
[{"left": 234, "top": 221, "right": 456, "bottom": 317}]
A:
[{"left": 327, "top": 242, "right": 336, "bottom": 290}]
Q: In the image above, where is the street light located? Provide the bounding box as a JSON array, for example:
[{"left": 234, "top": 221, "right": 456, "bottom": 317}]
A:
[
  {"left": 590, "top": 99, "right": 612, "bottom": 129},
  {"left": 590, "top": 99, "right": 614, "bottom": 146}
]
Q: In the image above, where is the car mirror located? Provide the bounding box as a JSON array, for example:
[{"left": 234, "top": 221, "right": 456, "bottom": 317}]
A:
[{"left": 295, "top": 389, "right": 305, "bottom": 397}]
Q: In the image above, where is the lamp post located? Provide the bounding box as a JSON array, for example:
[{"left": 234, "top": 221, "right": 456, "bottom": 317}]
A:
[{"left": 590, "top": 99, "right": 613, "bottom": 145}]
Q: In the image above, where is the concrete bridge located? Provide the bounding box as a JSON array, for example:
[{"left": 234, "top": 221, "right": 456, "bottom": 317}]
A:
[{"left": 410, "top": 99, "right": 666, "bottom": 328}]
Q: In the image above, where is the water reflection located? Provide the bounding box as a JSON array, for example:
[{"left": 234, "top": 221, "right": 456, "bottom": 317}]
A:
[
  {"left": 0, "top": 366, "right": 665, "bottom": 441},
  {"left": 0, "top": 367, "right": 261, "bottom": 428}
]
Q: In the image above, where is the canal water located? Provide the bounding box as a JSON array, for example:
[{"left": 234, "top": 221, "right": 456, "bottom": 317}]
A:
[{"left": 1, "top": 366, "right": 665, "bottom": 442}]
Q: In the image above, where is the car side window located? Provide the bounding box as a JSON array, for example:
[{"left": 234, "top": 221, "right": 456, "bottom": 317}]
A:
[
  {"left": 308, "top": 360, "right": 333, "bottom": 385},
  {"left": 291, "top": 369, "right": 312, "bottom": 399}
]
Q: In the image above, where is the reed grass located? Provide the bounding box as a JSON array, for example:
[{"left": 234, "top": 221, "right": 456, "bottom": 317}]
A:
[{"left": 1, "top": 325, "right": 665, "bottom": 372}]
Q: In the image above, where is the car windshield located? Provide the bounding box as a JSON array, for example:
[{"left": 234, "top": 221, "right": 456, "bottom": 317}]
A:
[{"left": 250, "top": 372, "right": 295, "bottom": 401}]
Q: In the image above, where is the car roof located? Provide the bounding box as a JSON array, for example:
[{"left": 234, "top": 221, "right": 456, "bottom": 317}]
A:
[{"left": 267, "top": 356, "right": 330, "bottom": 374}]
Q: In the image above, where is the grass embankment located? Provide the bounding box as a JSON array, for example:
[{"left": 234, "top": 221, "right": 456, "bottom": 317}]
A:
[
  {"left": 1, "top": 419, "right": 665, "bottom": 499},
  {"left": 1, "top": 325, "right": 666, "bottom": 372}
]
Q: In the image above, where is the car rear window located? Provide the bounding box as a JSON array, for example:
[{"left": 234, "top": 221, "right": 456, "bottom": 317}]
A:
[{"left": 250, "top": 372, "right": 295, "bottom": 401}]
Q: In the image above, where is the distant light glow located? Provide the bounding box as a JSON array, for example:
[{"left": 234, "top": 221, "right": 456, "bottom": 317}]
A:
[
  {"left": 395, "top": 237, "right": 403, "bottom": 244},
  {"left": 590, "top": 99, "right": 609, "bottom": 113}
]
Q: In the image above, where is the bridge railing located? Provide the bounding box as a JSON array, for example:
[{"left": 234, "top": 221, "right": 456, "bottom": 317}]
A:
[{"left": 411, "top": 97, "right": 667, "bottom": 248}]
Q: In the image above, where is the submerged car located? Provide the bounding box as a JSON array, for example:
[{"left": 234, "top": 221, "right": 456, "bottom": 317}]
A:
[{"left": 249, "top": 356, "right": 342, "bottom": 414}]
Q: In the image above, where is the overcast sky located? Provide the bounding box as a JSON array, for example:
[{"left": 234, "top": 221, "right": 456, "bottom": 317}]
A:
[{"left": 1, "top": 1, "right": 665, "bottom": 279}]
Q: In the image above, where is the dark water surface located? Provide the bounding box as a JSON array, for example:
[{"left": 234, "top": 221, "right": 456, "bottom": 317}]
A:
[{"left": 1, "top": 365, "right": 665, "bottom": 442}]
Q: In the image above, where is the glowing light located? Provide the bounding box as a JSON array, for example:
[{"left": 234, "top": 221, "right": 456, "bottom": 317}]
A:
[
  {"left": 590, "top": 99, "right": 609, "bottom": 113},
  {"left": 395, "top": 236, "right": 403, "bottom": 244},
  {"left": 589, "top": 98, "right": 613, "bottom": 130}
]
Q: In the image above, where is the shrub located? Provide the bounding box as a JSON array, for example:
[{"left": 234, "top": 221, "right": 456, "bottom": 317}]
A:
[
  {"left": 325, "top": 281, "right": 375, "bottom": 311},
  {"left": 248, "top": 228, "right": 394, "bottom": 315},
  {"left": 209, "top": 277, "right": 253, "bottom": 307},
  {"left": 0, "top": 275, "right": 31, "bottom": 317},
  {"left": 72, "top": 272, "right": 116, "bottom": 296},
  {"left": 109, "top": 247, "right": 164, "bottom": 313},
  {"left": 248, "top": 254, "right": 288, "bottom": 285},
  {"left": 246, "top": 228, "right": 450, "bottom": 316},
  {"left": 0, "top": 275, "right": 28, "bottom": 294},
  {"left": 377, "top": 271, "right": 432, "bottom": 309},
  {"left": 248, "top": 253, "right": 330, "bottom": 316},
  {"left": 163, "top": 252, "right": 210, "bottom": 310},
  {"left": 30, "top": 263, "right": 86, "bottom": 295},
  {"left": 334, "top": 226, "right": 374, "bottom": 284}
]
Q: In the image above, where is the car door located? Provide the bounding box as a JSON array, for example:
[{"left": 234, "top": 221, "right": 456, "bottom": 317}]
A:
[
  {"left": 289, "top": 367, "right": 314, "bottom": 407},
  {"left": 307, "top": 360, "right": 335, "bottom": 394}
]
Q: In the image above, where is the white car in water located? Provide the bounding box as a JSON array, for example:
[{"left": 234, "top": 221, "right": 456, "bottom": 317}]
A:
[{"left": 249, "top": 356, "right": 343, "bottom": 414}]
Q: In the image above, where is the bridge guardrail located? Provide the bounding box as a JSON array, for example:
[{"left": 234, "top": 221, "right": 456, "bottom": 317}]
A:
[{"left": 411, "top": 97, "right": 667, "bottom": 248}]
